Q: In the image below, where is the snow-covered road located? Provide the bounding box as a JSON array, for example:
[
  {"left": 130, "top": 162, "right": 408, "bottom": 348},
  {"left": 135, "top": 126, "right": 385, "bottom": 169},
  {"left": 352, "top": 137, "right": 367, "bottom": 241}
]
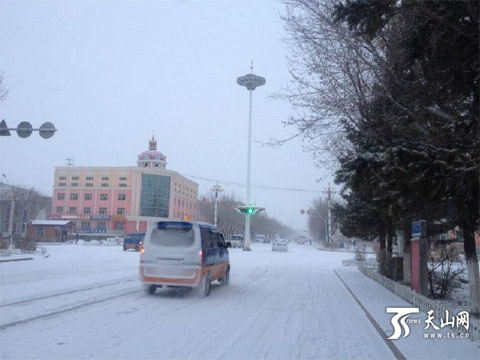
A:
[{"left": 0, "top": 243, "right": 477, "bottom": 359}]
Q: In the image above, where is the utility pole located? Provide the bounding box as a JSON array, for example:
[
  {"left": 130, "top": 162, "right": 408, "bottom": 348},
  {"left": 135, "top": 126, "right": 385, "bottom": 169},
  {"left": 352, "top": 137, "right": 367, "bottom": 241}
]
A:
[
  {"left": 2, "top": 174, "right": 15, "bottom": 248},
  {"left": 210, "top": 182, "right": 223, "bottom": 227},
  {"left": 323, "top": 183, "right": 336, "bottom": 246}
]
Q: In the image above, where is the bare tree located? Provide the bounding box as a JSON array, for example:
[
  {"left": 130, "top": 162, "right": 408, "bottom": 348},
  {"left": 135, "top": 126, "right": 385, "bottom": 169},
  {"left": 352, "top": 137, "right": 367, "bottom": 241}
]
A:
[
  {"left": 307, "top": 197, "right": 328, "bottom": 244},
  {"left": 274, "top": 0, "right": 388, "bottom": 168}
]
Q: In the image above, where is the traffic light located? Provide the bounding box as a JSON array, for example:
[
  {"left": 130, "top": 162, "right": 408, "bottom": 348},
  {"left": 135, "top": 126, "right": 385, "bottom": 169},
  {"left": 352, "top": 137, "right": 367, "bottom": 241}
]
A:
[
  {"left": 233, "top": 205, "right": 265, "bottom": 215},
  {"left": 0, "top": 120, "right": 56, "bottom": 138}
]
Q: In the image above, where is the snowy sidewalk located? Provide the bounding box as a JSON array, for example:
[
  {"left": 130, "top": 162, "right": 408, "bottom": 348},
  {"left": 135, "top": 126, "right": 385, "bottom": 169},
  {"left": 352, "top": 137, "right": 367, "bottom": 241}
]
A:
[{"left": 335, "top": 267, "right": 479, "bottom": 360}]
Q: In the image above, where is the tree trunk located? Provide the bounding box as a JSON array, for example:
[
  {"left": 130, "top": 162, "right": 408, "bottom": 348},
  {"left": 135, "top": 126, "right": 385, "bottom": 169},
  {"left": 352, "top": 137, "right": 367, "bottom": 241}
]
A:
[
  {"left": 462, "top": 223, "right": 480, "bottom": 316},
  {"left": 386, "top": 222, "right": 394, "bottom": 259},
  {"left": 378, "top": 223, "right": 387, "bottom": 276}
]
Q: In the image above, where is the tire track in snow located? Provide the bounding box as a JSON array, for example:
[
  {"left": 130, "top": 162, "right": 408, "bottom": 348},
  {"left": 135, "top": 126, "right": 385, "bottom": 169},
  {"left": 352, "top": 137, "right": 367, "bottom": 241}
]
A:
[
  {"left": 0, "top": 288, "right": 141, "bottom": 331},
  {"left": 0, "top": 277, "right": 137, "bottom": 307}
]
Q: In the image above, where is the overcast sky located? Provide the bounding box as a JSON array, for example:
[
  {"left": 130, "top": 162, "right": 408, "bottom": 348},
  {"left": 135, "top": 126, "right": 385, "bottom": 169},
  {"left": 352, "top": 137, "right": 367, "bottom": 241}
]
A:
[{"left": 0, "top": 0, "right": 336, "bottom": 231}]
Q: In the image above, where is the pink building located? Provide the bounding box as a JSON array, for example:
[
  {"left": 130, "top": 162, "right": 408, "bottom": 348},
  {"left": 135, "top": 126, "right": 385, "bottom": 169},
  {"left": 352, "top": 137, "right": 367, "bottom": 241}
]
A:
[{"left": 51, "top": 136, "right": 198, "bottom": 238}]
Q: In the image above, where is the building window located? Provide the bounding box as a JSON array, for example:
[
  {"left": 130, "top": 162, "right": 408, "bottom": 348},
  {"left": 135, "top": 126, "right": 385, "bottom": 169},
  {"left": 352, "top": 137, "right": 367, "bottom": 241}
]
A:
[
  {"left": 71, "top": 183, "right": 79, "bottom": 187},
  {"left": 59, "top": 176, "right": 67, "bottom": 181},
  {"left": 117, "top": 208, "right": 125, "bottom": 215},
  {"left": 37, "top": 228, "right": 44, "bottom": 238},
  {"left": 97, "top": 222, "right": 107, "bottom": 230},
  {"left": 59, "top": 183, "right": 66, "bottom": 187},
  {"left": 118, "top": 194, "right": 126, "bottom": 201},
  {"left": 81, "top": 222, "right": 91, "bottom": 229},
  {"left": 99, "top": 207, "right": 107, "bottom": 214},
  {"left": 57, "top": 193, "right": 65, "bottom": 200},
  {"left": 84, "top": 193, "right": 92, "bottom": 201},
  {"left": 101, "top": 176, "right": 109, "bottom": 181},
  {"left": 72, "top": 176, "right": 80, "bottom": 180},
  {"left": 70, "top": 193, "right": 78, "bottom": 200},
  {"left": 119, "top": 176, "right": 127, "bottom": 181},
  {"left": 119, "top": 183, "right": 127, "bottom": 188},
  {"left": 139, "top": 173, "right": 170, "bottom": 218},
  {"left": 69, "top": 207, "right": 77, "bottom": 214},
  {"left": 100, "top": 194, "right": 108, "bottom": 201},
  {"left": 101, "top": 183, "right": 109, "bottom": 187},
  {"left": 56, "top": 207, "right": 63, "bottom": 213},
  {"left": 83, "top": 207, "right": 91, "bottom": 214},
  {"left": 86, "top": 183, "right": 93, "bottom": 187},
  {"left": 86, "top": 176, "right": 94, "bottom": 181}
]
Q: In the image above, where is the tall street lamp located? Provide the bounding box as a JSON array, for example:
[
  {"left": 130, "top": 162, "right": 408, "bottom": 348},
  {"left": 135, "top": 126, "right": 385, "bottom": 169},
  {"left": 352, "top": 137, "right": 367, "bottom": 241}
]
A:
[{"left": 236, "top": 62, "right": 266, "bottom": 251}]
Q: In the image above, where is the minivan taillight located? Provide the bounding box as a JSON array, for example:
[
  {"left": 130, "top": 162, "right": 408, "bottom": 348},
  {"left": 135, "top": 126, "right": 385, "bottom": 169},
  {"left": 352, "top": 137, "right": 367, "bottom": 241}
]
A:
[{"left": 199, "top": 250, "right": 204, "bottom": 267}]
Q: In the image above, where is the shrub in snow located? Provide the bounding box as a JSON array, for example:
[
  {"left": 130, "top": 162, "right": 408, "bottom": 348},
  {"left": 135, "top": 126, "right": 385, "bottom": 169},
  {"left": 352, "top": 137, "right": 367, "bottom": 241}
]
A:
[
  {"left": 355, "top": 242, "right": 367, "bottom": 261},
  {"left": 428, "top": 244, "right": 466, "bottom": 299}
]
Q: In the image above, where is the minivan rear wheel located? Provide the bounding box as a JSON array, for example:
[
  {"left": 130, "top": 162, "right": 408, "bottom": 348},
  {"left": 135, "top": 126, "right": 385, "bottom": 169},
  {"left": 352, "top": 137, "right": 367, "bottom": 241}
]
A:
[
  {"left": 219, "top": 267, "right": 230, "bottom": 285},
  {"left": 204, "top": 273, "right": 211, "bottom": 297},
  {"left": 145, "top": 285, "right": 157, "bottom": 295}
]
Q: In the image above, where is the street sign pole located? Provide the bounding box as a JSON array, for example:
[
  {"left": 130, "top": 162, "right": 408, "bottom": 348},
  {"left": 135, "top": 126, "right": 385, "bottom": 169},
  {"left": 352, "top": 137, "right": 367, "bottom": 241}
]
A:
[{"left": 411, "top": 220, "right": 428, "bottom": 296}]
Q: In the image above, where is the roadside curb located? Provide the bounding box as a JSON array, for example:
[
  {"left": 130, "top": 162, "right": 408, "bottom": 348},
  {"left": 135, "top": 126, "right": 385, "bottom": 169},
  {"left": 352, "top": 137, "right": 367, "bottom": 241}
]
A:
[{"left": 334, "top": 269, "right": 406, "bottom": 360}]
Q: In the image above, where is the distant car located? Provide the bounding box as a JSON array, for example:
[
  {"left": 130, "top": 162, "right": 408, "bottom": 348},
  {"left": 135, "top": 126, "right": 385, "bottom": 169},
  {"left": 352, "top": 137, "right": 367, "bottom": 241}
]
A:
[
  {"left": 254, "top": 234, "right": 266, "bottom": 243},
  {"left": 228, "top": 234, "right": 244, "bottom": 249},
  {"left": 123, "top": 232, "right": 145, "bottom": 251},
  {"left": 272, "top": 238, "right": 288, "bottom": 252},
  {"left": 295, "top": 236, "right": 307, "bottom": 245}
]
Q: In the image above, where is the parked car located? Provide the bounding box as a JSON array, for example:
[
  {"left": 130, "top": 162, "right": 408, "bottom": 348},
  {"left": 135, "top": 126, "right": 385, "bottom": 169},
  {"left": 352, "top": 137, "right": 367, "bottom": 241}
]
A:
[
  {"left": 272, "top": 238, "right": 288, "bottom": 252},
  {"left": 228, "top": 234, "right": 244, "bottom": 249},
  {"left": 123, "top": 232, "right": 145, "bottom": 251},
  {"left": 140, "top": 221, "right": 231, "bottom": 297}
]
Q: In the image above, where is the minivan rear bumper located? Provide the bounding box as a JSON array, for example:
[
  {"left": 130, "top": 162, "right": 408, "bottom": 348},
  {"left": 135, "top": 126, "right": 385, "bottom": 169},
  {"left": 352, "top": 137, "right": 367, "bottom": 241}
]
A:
[{"left": 139, "top": 265, "right": 203, "bottom": 287}]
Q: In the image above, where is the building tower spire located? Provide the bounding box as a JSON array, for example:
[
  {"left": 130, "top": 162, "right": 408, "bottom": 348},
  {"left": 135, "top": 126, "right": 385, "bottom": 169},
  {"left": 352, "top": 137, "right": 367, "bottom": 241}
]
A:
[
  {"left": 138, "top": 135, "right": 167, "bottom": 169},
  {"left": 149, "top": 134, "right": 157, "bottom": 151}
]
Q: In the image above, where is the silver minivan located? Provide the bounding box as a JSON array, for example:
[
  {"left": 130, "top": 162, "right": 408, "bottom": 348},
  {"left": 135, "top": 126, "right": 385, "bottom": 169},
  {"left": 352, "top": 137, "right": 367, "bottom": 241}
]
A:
[{"left": 139, "top": 220, "right": 231, "bottom": 296}]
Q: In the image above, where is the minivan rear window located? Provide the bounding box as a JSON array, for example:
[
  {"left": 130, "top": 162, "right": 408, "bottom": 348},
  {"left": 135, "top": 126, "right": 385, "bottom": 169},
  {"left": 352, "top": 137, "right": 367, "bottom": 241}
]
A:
[
  {"left": 151, "top": 222, "right": 195, "bottom": 247},
  {"left": 126, "top": 234, "right": 143, "bottom": 242}
]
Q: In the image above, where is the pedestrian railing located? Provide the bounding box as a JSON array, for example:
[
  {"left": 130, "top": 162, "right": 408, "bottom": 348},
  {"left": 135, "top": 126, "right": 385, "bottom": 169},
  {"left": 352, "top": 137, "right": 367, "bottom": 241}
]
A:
[
  {"left": 357, "top": 263, "right": 478, "bottom": 341},
  {"left": 0, "top": 247, "right": 47, "bottom": 257},
  {"left": 342, "top": 258, "right": 378, "bottom": 269}
]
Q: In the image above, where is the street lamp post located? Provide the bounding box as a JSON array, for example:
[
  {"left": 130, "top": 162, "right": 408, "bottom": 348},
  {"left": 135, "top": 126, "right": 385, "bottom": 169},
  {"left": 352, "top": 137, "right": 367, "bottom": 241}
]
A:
[
  {"left": 211, "top": 182, "right": 223, "bottom": 227},
  {"left": 237, "top": 63, "right": 265, "bottom": 251}
]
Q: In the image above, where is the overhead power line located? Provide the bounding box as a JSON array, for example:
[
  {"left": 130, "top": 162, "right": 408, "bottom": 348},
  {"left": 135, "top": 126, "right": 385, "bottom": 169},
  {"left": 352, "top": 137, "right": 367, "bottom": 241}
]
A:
[{"left": 179, "top": 173, "right": 323, "bottom": 194}]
